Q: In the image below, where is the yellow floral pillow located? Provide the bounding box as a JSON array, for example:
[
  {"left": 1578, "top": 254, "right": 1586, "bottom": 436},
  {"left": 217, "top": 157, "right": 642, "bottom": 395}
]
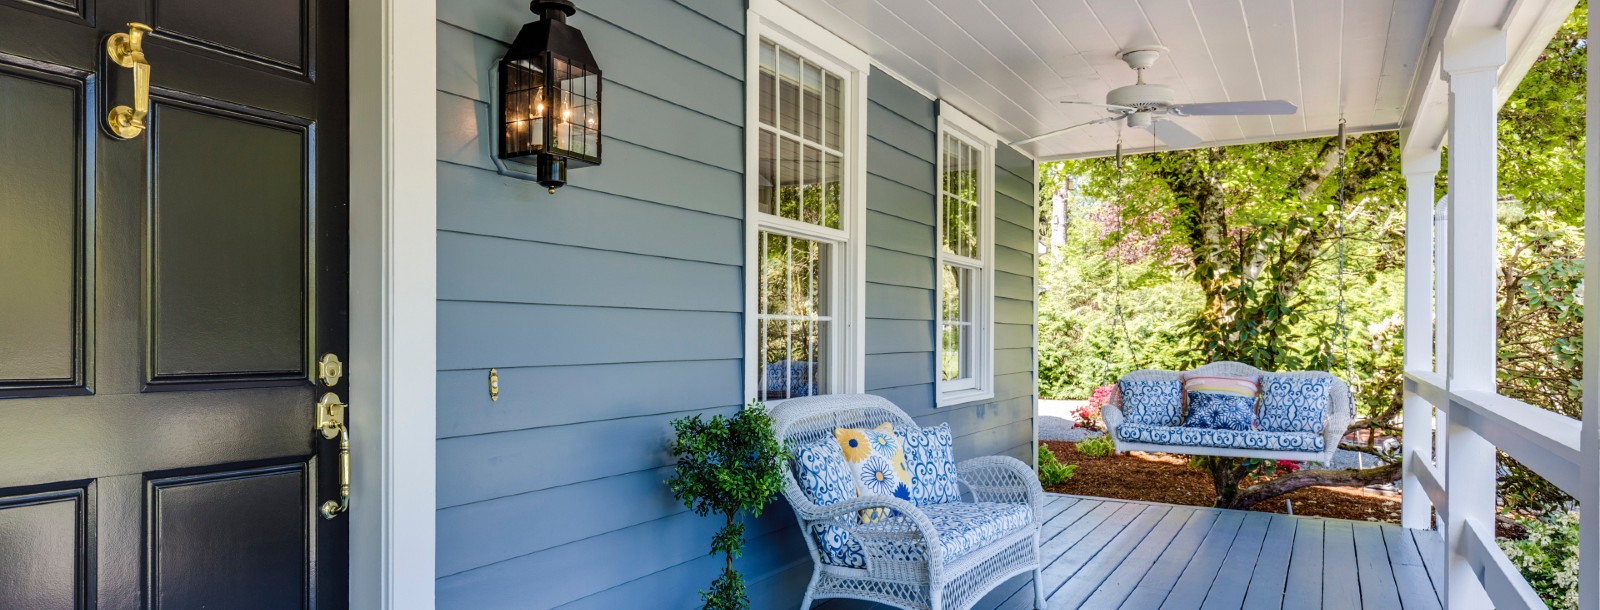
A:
[{"left": 833, "top": 423, "right": 913, "bottom": 523}]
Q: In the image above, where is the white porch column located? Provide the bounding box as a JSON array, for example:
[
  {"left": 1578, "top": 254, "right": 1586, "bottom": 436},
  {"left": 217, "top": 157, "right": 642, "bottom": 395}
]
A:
[
  {"left": 1402, "top": 148, "right": 1440, "bottom": 530},
  {"left": 1581, "top": 8, "right": 1600, "bottom": 610},
  {"left": 1442, "top": 29, "right": 1505, "bottom": 610}
]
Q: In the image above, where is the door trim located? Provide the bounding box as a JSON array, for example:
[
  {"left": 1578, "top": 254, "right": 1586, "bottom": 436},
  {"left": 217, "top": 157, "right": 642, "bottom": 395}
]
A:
[{"left": 347, "top": 0, "right": 436, "bottom": 607}]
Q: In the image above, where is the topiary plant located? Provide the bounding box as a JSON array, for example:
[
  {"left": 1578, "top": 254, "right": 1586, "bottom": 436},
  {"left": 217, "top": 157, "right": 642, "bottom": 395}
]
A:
[{"left": 666, "top": 403, "right": 787, "bottom": 610}]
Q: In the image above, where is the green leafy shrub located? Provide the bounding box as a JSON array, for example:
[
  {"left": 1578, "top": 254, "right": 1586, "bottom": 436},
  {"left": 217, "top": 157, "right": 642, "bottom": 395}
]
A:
[
  {"left": 1499, "top": 510, "right": 1581, "bottom": 609},
  {"left": 1075, "top": 435, "right": 1115, "bottom": 458},
  {"left": 666, "top": 404, "right": 787, "bottom": 610},
  {"left": 1037, "top": 445, "right": 1077, "bottom": 486}
]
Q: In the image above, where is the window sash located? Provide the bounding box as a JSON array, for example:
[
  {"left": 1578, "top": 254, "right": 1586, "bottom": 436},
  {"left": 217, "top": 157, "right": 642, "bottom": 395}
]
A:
[
  {"left": 757, "top": 38, "right": 844, "bottom": 231},
  {"left": 756, "top": 230, "right": 836, "bottom": 401}
]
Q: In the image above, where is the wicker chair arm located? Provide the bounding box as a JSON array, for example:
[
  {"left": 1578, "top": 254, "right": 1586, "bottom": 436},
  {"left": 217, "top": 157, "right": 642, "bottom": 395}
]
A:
[
  {"left": 791, "top": 494, "right": 948, "bottom": 567},
  {"left": 956, "top": 455, "right": 1045, "bottom": 521}
]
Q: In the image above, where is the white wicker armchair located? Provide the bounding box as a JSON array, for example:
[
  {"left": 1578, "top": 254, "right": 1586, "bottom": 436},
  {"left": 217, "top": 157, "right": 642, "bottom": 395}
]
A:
[{"left": 771, "top": 394, "right": 1046, "bottom": 610}]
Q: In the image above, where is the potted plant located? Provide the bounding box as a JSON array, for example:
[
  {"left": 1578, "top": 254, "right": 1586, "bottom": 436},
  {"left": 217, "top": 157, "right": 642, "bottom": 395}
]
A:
[{"left": 666, "top": 403, "right": 787, "bottom": 610}]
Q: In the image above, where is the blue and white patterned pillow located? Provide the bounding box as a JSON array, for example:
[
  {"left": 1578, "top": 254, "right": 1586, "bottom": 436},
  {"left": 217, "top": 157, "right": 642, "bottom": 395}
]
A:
[
  {"left": 792, "top": 439, "right": 866, "bottom": 568},
  {"left": 1183, "top": 391, "right": 1256, "bottom": 431},
  {"left": 898, "top": 423, "right": 961, "bottom": 506},
  {"left": 793, "top": 438, "right": 853, "bottom": 505},
  {"left": 1118, "top": 379, "right": 1184, "bottom": 426},
  {"left": 1258, "top": 375, "right": 1332, "bottom": 433}
]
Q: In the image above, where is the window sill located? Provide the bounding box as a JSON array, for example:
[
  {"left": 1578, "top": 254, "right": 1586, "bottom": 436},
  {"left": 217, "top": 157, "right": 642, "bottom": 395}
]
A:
[{"left": 937, "top": 387, "right": 995, "bottom": 408}]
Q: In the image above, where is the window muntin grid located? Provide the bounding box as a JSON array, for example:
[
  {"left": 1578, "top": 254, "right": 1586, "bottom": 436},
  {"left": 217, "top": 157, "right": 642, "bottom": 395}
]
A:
[
  {"left": 941, "top": 133, "right": 980, "bottom": 259},
  {"left": 757, "top": 39, "right": 844, "bottom": 229},
  {"left": 757, "top": 231, "right": 832, "bottom": 401},
  {"left": 940, "top": 263, "right": 976, "bottom": 383}
]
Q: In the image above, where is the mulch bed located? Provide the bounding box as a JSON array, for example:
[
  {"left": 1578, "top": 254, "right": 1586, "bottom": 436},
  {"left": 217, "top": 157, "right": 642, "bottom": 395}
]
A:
[{"left": 1041, "top": 441, "right": 1403, "bottom": 523}]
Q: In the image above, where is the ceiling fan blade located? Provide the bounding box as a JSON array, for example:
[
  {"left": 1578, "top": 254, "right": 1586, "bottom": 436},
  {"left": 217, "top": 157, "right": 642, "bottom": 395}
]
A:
[
  {"left": 1060, "top": 100, "right": 1137, "bottom": 113},
  {"left": 1149, "top": 119, "right": 1204, "bottom": 148},
  {"left": 1169, "top": 100, "right": 1297, "bottom": 116},
  {"left": 1009, "top": 115, "right": 1124, "bottom": 147}
]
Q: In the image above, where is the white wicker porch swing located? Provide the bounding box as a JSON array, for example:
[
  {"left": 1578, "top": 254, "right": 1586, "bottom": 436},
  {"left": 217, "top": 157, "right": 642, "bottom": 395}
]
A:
[{"left": 1097, "top": 123, "right": 1359, "bottom": 464}]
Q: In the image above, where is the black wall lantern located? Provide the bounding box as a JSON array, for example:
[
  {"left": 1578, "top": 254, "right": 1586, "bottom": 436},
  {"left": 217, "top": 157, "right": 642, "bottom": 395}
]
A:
[{"left": 498, "top": 0, "right": 601, "bottom": 193}]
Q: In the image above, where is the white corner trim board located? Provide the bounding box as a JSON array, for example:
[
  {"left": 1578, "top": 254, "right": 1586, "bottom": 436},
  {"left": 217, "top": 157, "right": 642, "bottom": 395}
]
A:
[{"left": 347, "top": 0, "right": 437, "bottom": 606}]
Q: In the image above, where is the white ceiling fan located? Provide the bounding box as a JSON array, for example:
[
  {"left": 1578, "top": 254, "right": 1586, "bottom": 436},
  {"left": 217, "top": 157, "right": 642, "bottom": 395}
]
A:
[{"left": 1012, "top": 46, "right": 1297, "bottom": 148}]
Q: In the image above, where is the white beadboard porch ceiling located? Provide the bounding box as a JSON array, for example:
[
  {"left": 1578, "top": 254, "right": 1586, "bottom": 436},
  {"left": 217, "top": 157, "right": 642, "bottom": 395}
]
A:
[{"left": 778, "top": 0, "right": 1439, "bottom": 160}]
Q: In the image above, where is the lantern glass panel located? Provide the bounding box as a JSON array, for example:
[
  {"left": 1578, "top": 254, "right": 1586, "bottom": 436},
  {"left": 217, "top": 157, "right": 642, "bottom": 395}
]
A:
[
  {"left": 551, "top": 56, "right": 600, "bottom": 160},
  {"left": 503, "top": 59, "right": 546, "bottom": 157}
]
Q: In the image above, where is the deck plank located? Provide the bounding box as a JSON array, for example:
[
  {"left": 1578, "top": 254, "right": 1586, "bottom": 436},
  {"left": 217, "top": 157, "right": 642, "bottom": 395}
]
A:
[
  {"left": 1198, "top": 512, "right": 1274, "bottom": 610},
  {"left": 1049, "top": 504, "right": 1178, "bottom": 607},
  {"left": 1120, "top": 509, "right": 1241, "bottom": 608},
  {"left": 1321, "top": 521, "right": 1361, "bottom": 610},
  {"left": 1157, "top": 509, "right": 1253, "bottom": 610},
  {"left": 1283, "top": 517, "right": 1326, "bottom": 609},
  {"left": 1042, "top": 497, "right": 1102, "bottom": 531},
  {"left": 1240, "top": 514, "right": 1300, "bottom": 610},
  {"left": 1353, "top": 522, "right": 1404, "bottom": 610},
  {"left": 1040, "top": 503, "right": 1150, "bottom": 594},
  {"left": 1382, "top": 526, "right": 1441, "bottom": 610},
  {"left": 1410, "top": 528, "right": 1446, "bottom": 607},
  {"left": 1040, "top": 501, "right": 1126, "bottom": 559},
  {"left": 1079, "top": 508, "right": 1217, "bottom": 610}
]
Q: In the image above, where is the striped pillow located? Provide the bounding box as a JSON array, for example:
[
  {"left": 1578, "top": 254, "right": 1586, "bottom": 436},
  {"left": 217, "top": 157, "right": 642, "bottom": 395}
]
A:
[{"left": 1182, "top": 375, "right": 1260, "bottom": 399}]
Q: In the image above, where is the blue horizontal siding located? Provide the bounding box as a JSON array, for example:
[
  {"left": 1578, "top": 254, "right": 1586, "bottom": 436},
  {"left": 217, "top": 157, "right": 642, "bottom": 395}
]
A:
[
  {"left": 433, "top": 3, "right": 1038, "bottom": 600},
  {"left": 434, "top": 1, "right": 750, "bottom": 606}
]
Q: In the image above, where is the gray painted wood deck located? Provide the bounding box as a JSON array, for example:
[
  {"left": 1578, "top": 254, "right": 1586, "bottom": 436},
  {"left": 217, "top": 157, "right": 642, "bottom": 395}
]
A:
[{"left": 818, "top": 494, "right": 1444, "bottom": 610}]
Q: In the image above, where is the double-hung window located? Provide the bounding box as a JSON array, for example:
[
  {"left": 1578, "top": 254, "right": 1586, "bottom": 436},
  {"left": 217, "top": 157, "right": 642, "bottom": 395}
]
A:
[
  {"left": 936, "top": 103, "right": 996, "bottom": 406},
  {"left": 745, "top": 3, "right": 867, "bottom": 403}
]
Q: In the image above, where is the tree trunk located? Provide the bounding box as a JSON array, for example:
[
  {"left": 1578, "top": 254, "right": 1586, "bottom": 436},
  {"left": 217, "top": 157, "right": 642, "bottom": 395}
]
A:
[{"left": 1226, "top": 462, "right": 1402, "bottom": 509}]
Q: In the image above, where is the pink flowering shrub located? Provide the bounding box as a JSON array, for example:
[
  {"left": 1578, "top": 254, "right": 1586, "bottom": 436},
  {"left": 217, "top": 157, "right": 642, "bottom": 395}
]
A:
[{"left": 1074, "top": 385, "right": 1117, "bottom": 431}]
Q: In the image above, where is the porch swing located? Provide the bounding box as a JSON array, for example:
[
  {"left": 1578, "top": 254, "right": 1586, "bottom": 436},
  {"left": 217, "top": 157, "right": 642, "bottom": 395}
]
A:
[{"left": 1098, "top": 122, "right": 1358, "bottom": 464}]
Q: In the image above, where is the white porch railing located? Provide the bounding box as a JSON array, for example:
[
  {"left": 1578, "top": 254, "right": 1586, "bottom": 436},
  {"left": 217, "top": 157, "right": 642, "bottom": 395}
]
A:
[{"left": 1398, "top": 28, "right": 1597, "bottom": 610}]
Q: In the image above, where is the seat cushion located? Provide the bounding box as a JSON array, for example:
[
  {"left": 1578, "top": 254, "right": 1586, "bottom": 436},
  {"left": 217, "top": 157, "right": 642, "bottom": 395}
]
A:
[
  {"left": 1118, "top": 422, "right": 1324, "bottom": 453},
  {"left": 1258, "top": 375, "right": 1332, "bottom": 433},
  {"left": 811, "top": 501, "right": 1032, "bottom": 568},
  {"left": 1118, "top": 379, "right": 1184, "bottom": 426},
  {"left": 834, "top": 423, "right": 913, "bottom": 523},
  {"left": 898, "top": 423, "right": 961, "bottom": 506},
  {"left": 1183, "top": 391, "right": 1256, "bottom": 431}
]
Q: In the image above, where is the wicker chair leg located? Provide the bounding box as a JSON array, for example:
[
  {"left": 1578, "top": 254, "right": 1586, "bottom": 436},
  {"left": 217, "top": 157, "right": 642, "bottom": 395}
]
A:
[
  {"left": 798, "top": 566, "right": 819, "bottom": 610},
  {"left": 1033, "top": 568, "right": 1047, "bottom": 608}
]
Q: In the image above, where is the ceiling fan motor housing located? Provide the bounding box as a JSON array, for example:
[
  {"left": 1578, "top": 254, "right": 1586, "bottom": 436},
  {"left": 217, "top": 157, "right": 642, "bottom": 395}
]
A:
[{"left": 1106, "top": 83, "right": 1174, "bottom": 111}]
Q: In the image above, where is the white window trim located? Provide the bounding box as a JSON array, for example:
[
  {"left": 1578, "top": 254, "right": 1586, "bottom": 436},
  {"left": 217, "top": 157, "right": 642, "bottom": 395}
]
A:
[
  {"left": 743, "top": 1, "right": 869, "bottom": 404},
  {"left": 936, "top": 101, "right": 997, "bottom": 407}
]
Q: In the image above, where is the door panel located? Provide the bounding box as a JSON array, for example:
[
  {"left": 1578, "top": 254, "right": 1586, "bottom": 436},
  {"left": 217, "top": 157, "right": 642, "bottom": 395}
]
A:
[
  {"left": 149, "top": 464, "right": 310, "bottom": 608},
  {"left": 149, "top": 0, "right": 309, "bottom": 74},
  {"left": 0, "top": 0, "right": 348, "bottom": 606},
  {"left": 0, "top": 487, "right": 91, "bottom": 610},
  {"left": 149, "top": 97, "right": 309, "bottom": 385},
  {"left": 0, "top": 60, "right": 91, "bottom": 394}
]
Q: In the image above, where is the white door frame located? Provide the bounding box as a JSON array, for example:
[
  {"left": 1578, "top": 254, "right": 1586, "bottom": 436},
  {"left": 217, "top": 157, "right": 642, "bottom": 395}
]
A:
[{"left": 348, "top": 0, "right": 437, "bottom": 607}]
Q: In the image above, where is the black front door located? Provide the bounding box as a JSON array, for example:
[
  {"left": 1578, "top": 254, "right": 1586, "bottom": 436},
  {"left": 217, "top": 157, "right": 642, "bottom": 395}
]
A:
[{"left": 0, "top": 0, "right": 348, "bottom": 607}]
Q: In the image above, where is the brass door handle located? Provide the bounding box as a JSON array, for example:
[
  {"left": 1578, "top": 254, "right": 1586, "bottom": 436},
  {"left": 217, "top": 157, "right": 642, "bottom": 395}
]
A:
[
  {"left": 316, "top": 392, "right": 350, "bottom": 519},
  {"left": 106, "top": 22, "right": 152, "bottom": 139}
]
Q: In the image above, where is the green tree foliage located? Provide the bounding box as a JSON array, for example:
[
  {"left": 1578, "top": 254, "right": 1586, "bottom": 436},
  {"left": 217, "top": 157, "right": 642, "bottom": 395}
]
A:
[{"left": 666, "top": 405, "right": 787, "bottom": 610}]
